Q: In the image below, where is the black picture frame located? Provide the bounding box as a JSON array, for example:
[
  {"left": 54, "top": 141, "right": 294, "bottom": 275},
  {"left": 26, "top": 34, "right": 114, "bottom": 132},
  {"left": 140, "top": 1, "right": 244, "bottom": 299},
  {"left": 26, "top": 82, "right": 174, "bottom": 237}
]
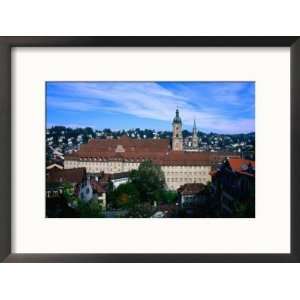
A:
[{"left": 0, "top": 36, "right": 299, "bottom": 263}]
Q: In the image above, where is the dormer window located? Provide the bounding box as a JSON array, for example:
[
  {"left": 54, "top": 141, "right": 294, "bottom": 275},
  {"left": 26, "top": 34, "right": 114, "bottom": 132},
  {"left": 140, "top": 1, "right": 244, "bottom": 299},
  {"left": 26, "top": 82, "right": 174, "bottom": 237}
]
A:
[{"left": 115, "top": 145, "right": 125, "bottom": 153}]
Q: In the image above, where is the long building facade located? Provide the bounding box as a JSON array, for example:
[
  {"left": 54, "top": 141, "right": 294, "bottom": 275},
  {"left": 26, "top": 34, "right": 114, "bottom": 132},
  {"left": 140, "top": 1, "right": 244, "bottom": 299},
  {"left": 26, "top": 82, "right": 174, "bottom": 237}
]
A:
[{"left": 64, "top": 109, "right": 238, "bottom": 190}]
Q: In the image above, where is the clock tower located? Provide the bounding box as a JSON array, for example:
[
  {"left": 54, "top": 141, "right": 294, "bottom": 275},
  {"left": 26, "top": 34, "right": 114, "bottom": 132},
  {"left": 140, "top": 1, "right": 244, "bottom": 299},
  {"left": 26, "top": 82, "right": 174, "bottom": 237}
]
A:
[{"left": 172, "top": 108, "right": 183, "bottom": 151}]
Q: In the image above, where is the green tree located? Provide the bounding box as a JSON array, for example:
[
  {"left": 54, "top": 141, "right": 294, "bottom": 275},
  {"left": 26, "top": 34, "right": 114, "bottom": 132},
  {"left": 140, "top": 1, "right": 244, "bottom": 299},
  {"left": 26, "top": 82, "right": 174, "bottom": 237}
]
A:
[
  {"left": 129, "top": 160, "right": 166, "bottom": 204},
  {"left": 77, "top": 199, "right": 104, "bottom": 218},
  {"left": 126, "top": 204, "right": 153, "bottom": 218},
  {"left": 160, "top": 190, "right": 178, "bottom": 204},
  {"left": 112, "top": 182, "right": 140, "bottom": 208}
]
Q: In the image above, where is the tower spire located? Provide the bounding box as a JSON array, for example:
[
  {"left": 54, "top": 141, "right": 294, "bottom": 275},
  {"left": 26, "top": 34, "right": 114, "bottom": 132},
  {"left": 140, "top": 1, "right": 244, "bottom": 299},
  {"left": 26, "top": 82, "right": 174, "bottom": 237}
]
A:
[
  {"left": 192, "top": 118, "right": 198, "bottom": 149},
  {"left": 193, "top": 118, "right": 197, "bottom": 134}
]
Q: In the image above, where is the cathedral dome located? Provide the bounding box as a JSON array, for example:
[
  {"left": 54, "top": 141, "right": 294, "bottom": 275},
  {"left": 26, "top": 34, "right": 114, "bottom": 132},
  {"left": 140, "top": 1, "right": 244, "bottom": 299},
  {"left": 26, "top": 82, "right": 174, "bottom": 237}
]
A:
[{"left": 172, "top": 109, "right": 182, "bottom": 124}]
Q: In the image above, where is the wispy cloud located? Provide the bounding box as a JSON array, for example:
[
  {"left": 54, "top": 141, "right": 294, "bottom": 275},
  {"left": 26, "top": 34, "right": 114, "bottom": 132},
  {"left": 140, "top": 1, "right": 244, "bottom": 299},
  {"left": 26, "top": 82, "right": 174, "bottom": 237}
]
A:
[{"left": 46, "top": 81, "right": 255, "bottom": 134}]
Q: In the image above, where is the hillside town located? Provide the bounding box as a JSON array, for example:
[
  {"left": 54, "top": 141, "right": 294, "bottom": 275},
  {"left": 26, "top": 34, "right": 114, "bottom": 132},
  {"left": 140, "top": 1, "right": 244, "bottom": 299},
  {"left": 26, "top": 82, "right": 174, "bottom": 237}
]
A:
[
  {"left": 46, "top": 109, "right": 255, "bottom": 218},
  {"left": 47, "top": 126, "right": 255, "bottom": 162}
]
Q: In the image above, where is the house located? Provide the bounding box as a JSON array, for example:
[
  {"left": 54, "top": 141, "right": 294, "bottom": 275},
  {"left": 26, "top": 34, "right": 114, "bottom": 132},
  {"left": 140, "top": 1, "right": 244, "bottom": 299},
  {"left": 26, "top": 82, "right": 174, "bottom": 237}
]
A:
[
  {"left": 46, "top": 167, "right": 108, "bottom": 209},
  {"left": 91, "top": 179, "right": 107, "bottom": 208},
  {"left": 53, "top": 148, "right": 64, "bottom": 160},
  {"left": 78, "top": 177, "right": 107, "bottom": 209},
  {"left": 46, "top": 167, "right": 87, "bottom": 198},
  {"left": 46, "top": 182, "right": 65, "bottom": 198},
  {"left": 88, "top": 171, "right": 130, "bottom": 189},
  {"left": 211, "top": 158, "right": 255, "bottom": 216},
  {"left": 108, "top": 172, "right": 130, "bottom": 189},
  {"left": 177, "top": 183, "right": 207, "bottom": 208}
]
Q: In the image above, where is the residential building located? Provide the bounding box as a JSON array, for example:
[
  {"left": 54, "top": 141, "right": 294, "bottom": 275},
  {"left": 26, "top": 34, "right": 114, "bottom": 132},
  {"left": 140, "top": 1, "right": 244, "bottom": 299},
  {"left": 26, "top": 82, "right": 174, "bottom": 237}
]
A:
[
  {"left": 46, "top": 167, "right": 107, "bottom": 208},
  {"left": 211, "top": 158, "right": 255, "bottom": 216},
  {"left": 177, "top": 183, "right": 207, "bottom": 208}
]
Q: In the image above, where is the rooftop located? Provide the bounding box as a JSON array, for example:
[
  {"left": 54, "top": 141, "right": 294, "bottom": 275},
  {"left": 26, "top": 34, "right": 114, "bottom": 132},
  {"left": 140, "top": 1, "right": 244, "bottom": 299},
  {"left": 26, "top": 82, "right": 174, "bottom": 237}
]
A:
[
  {"left": 177, "top": 183, "right": 206, "bottom": 195},
  {"left": 47, "top": 167, "right": 86, "bottom": 184},
  {"left": 224, "top": 158, "right": 255, "bottom": 177},
  {"left": 65, "top": 137, "right": 239, "bottom": 166}
]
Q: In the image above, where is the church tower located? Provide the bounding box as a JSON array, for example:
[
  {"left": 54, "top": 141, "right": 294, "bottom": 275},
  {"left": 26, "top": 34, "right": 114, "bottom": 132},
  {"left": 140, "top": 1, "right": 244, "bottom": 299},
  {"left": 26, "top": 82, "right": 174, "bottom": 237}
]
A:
[
  {"left": 172, "top": 108, "right": 183, "bottom": 151},
  {"left": 192, "top": 119, "right": 198, "bottom": 148}
]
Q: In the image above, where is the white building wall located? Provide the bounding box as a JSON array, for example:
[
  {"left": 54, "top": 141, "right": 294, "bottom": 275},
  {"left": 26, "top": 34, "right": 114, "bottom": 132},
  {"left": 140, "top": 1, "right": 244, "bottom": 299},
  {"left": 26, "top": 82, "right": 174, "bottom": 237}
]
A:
[
  {"left": 64, "top": 160, "right": 211, "bottom": 191},
  {"left": 112, "top": 178, "right": 129, "bottom": 189},
  {"left": 161, "top": 165, "right": 211, "bottom": 190}
]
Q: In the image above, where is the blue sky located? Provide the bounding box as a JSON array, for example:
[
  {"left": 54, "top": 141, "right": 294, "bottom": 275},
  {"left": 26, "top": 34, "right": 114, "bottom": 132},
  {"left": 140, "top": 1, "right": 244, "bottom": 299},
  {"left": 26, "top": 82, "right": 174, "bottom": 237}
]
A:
[{"left": 46, "top": 81, "right": 255, "bottom": 134}]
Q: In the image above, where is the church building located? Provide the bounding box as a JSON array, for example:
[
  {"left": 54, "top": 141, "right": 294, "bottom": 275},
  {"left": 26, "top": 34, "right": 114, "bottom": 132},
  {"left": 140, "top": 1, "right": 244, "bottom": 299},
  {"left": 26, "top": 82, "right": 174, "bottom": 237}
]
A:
[{"left": 64, "top": 109, "right": 238, "bottom": 190}]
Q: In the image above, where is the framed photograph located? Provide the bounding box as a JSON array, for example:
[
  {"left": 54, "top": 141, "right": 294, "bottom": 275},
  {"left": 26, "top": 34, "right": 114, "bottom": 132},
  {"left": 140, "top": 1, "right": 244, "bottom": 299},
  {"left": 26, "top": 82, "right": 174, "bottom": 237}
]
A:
[{"left": 0, "top": 37, "right": 299, "bottom": 262}]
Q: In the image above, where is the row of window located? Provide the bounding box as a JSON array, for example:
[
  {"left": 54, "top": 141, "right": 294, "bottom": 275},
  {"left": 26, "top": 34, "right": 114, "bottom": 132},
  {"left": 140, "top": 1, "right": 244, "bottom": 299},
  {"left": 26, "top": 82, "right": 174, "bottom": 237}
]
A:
[
  {"left": 164, "top": 171, "right": 208, "bottom": 176},
  {"left": 46, "top": 189, "right": 63, "bottom": 198},
  {"left": 67, "top": 161, "right": 138, "bottom": 167},
  {"left": 162, "top": 165, "right": 208, "bottom": 170},
  {"left": 166, "top": 178, "right": 207, "bottom": 183},
  {"left": 66, "top": 161, "right": 210, "bottom": 170}
]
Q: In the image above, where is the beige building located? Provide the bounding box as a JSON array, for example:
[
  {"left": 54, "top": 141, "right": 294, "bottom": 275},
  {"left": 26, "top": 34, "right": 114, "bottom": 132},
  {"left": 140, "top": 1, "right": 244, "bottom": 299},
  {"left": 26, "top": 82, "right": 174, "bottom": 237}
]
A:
[{"left": 64, "top": 109, "right": 238, "bottom": 190}]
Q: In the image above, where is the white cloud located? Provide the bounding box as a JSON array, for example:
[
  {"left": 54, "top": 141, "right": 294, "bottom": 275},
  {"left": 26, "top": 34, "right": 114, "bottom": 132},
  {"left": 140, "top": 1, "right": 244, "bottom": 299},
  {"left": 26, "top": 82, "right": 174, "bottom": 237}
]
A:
[{"left": 47, "top": 82, "right": 254, "bottom": 133}]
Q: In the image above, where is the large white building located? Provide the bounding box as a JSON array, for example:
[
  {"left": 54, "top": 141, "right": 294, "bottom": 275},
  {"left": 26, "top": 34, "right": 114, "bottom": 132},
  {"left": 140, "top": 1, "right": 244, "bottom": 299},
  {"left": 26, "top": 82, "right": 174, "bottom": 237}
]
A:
[{"left": 64, "top": 109, "right": 238, "bottom": 190}]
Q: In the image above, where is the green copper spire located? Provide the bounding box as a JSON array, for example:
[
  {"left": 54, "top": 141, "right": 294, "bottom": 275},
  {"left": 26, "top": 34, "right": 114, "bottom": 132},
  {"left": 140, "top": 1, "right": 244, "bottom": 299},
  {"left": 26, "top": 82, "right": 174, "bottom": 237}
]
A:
[{"left": 172, "top": 108, "right": 182, "bottom": 124}]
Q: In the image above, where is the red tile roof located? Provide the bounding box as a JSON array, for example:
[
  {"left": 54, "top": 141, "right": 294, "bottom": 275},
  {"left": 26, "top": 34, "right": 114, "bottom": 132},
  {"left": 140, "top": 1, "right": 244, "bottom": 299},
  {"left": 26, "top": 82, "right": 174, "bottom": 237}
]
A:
[
  {"left": 80, "top": 135, "right": 170, "bottom": 154},
  {"left": 227, "top": 158, "right": 255, "bottom": 176},
  {"left": 65, "top": 137, "right": 239, "bottom": 166},
  {"left": 228, "top": 158, "right": 255, "bottom": 172},
  {"left": 47, "top": 168, "right": 86, "bottom": 184}
]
